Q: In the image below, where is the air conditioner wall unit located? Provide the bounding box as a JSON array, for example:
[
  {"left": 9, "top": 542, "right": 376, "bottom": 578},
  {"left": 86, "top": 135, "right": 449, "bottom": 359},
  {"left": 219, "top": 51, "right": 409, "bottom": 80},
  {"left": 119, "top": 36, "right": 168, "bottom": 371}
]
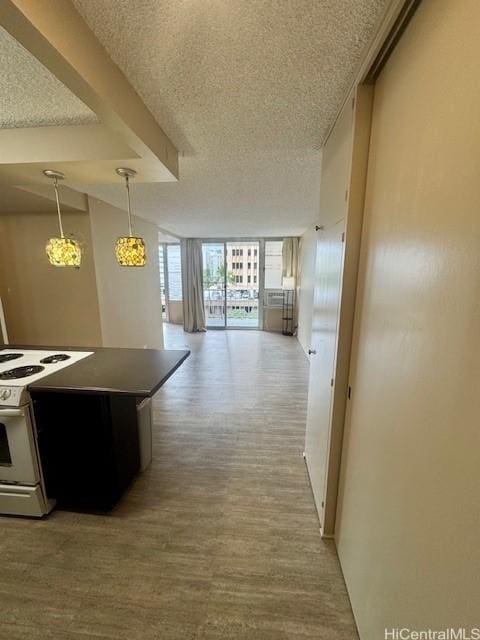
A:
[{"left": 263, "top": 290, "right": 284, "bottom": 308}]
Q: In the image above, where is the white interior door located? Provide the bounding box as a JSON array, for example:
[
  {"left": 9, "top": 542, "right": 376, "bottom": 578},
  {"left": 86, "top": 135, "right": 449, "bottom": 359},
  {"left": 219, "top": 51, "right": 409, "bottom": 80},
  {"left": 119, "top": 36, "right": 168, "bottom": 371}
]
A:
[{"left": 304, "top": 219, "right": 345, "bottom": 531}]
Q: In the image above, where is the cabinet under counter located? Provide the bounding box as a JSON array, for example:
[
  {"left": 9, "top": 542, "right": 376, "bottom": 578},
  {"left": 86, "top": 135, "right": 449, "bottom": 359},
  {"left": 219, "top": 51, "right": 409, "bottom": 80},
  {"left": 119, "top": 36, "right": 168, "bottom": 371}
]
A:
[{"left": 27, "top": 347, "right": 189, "bottom": 511}]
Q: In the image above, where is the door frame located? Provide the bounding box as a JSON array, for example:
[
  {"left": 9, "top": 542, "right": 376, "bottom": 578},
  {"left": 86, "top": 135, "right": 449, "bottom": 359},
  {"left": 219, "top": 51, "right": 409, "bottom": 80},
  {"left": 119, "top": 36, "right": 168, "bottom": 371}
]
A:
[
  {"left": 200, "top": 237, "right": 280, "bottom": 331},
  {"left": 159, "top": 243, "right": 170, "bottom": 322},
  {"left": 304, "top": 85, "right": 374, "bottom": 538}
]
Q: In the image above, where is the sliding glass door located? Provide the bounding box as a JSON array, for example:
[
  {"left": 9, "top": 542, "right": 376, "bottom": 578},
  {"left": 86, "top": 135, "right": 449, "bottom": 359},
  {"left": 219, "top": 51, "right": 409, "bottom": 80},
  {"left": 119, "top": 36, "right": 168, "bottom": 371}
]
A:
[
  {"left": 202, "top": 243, "right": 226, "bottom": 327},
  {"left": 225, "top": 242, "right": 259, "bottom": 328},
  {"left": 202, "top": 241, "right": 260, "bottom": 329}
]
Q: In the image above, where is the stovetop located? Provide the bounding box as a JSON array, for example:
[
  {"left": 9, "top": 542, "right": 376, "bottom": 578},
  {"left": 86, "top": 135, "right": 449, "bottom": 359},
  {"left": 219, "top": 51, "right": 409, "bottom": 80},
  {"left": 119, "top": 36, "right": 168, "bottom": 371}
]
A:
[{"left": 0, "top": 349, "right": 94, "bottom": 406}]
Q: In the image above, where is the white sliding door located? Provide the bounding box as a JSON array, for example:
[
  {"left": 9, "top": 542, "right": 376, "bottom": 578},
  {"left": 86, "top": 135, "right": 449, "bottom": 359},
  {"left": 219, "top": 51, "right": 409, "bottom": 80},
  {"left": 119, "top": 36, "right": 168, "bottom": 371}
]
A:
[
  {"left": 304, "top": 220, "right": 345, "bottom": 530},
  {"left": 303, "top": 86, "right": 372, "bottom": 536}
]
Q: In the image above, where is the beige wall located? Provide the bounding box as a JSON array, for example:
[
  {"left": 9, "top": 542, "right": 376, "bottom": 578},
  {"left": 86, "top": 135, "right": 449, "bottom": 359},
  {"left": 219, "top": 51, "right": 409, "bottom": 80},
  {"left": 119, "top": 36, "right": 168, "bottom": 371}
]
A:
[
  {"left": 296, "top": 227, "right": 317, "bottom": 354},
  {"left": 0, "top": 210, "right": 102, "bottom": 346},
  {"left": 336, "top": 0, "right": 480, "bottom": 635},
  {"left": 167, "top": 300, "right": 183, "bottom": 325},
  {"left": 263, "top": 307, "right": 283, "bottom": 332},
  {"left": 88, "top": 197, "right": 164, "bottom": 349}
]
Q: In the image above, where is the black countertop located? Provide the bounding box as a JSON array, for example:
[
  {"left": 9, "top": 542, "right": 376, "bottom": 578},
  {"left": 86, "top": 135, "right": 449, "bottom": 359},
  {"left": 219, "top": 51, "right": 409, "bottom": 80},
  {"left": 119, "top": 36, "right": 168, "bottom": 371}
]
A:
[{"left": 20, "top": 347, "right": 190, "bottom": 398}]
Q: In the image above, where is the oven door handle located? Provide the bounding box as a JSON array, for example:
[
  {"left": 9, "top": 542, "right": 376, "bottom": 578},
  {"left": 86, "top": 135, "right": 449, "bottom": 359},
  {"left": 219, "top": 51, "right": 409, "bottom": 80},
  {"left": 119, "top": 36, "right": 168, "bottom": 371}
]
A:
[{"left": 0, "top": 408, "right": 24, "bottom": 418}]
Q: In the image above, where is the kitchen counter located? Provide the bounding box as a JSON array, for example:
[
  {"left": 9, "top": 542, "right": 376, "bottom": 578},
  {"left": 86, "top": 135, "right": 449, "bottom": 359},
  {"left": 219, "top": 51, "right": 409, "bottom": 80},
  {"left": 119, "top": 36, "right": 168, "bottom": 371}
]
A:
[
  {"left": 25, "top": 347, "right": 190, "bottom": 397},
  {"left": 3, "top": 345, "right": 190, "bottom": 512}
]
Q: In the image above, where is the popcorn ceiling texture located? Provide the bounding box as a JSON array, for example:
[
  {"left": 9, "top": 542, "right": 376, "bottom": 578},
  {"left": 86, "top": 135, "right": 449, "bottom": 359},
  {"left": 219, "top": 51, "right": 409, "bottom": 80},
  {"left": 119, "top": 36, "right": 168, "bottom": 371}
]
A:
[
  {"left": 0, "top": 26, "right": 97, "bottom": 129},
  {"left": 73, "top": 0, "right": 389, "bottom": 237}
]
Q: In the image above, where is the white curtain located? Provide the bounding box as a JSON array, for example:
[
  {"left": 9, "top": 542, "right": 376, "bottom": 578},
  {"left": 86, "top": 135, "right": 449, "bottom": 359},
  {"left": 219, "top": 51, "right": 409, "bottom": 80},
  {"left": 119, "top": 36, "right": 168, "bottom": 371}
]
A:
[
  {"left": 282, "top": 237, "right": 299, "bottom": 281},
  {"left": 181, "top": 239, "right": 206, "bottom": 332}
]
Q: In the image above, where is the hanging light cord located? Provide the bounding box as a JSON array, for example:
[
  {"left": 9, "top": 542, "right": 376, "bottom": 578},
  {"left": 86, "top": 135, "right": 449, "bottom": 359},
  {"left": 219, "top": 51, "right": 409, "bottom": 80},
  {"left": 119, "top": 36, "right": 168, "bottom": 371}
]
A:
[
  {"left": 125, "top": 174, "right": 133, "bottom": 236},
  {"left": 53, "top": 176, "right": 65, "bottom": 238}
]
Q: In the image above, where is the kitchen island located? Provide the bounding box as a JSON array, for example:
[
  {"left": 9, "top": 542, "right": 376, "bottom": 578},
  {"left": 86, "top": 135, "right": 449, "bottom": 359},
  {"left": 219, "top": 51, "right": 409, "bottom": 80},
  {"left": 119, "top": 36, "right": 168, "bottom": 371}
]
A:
[{"left": 27, "top": 347, "right": 189, "bottom": 512}]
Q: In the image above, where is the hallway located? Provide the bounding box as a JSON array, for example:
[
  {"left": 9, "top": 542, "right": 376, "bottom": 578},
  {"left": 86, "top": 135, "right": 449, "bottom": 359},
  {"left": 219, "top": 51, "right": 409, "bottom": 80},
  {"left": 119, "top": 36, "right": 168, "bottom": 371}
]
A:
[
  {"left": 153, "top": 324, "right": 358, "bottom": 638},
  {"left": 0, "top": 326, "right": 357, "bottom": 640}
]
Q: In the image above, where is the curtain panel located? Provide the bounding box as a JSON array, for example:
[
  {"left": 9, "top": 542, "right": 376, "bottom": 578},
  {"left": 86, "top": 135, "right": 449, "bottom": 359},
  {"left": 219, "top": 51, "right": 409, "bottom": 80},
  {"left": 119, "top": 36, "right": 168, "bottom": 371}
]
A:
[
  {"left": 181, "top": 239, "right": 206, "bottom": 332},
  {"left": 282, "top": 237, "right": 299, "bottom": 281}
]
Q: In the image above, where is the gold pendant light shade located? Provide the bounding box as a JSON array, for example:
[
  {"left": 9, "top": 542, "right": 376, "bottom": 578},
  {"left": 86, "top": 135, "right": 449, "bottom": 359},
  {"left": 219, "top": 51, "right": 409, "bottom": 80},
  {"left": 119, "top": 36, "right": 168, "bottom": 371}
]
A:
[
  {"left": 115, "top": 168, "right": 146, "bottom": 267},
  {"left": 115, "top": 236, "right": 146, "bottom": 267},
  {"left": 46, "top": 237, "right": 82, "bottom": 267},
  {"left": 43, "top": 169, "right": 82, "bottom": 268}
]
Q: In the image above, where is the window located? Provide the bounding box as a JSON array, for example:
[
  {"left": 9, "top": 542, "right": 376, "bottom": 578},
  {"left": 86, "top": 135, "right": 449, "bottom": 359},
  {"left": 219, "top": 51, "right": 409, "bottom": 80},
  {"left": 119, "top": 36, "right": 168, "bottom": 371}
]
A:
[
  {"left": 239, "top": 263, "right": 243, "bottom": 269},
  {"left": 239, "top": 275, "right": 243, "bottom": 283},
  {"left": 240, "top": 249, "right": 243, "bottom": 256},
  {"left": 264, "top": 240, "right": 283, "bottom": 289},
  {"left": 158, "top": 244, "right": 167, "bottom": 318},
  {"left": 167, "top": 244, "right": 182, "bottom": 300},
  {"left": 248, "top": 262, "right": 251, "bottom": 269},
  {"left": 248, "top": 275, "right": 251, "bottom": 283},
  {"left": 248, "top": 249, "right": 251, "bottom": 257},
  {"left": 0, "top": 423, "right": 12, "bottom": 466},
  {"left": 254, "top": 249, "right": 257, "bottom": 257},
  {"left": 254, "top": 275, "right": 257, "bottom": 284}
]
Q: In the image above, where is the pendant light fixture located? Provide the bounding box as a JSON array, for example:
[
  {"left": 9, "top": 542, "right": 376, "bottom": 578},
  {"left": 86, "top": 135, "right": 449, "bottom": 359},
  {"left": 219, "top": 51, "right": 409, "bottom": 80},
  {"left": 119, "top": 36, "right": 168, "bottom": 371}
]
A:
[
  {"left": 44, "top": 170, "right": 82, "bottom": 267},
  {"left": 115, "top": 168, "right": 146, "bottom": 267}
]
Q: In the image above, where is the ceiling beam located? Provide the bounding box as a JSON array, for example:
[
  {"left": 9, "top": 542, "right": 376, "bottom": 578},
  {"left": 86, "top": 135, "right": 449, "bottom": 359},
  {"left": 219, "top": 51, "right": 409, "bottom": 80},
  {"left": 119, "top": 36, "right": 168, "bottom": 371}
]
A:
[
  {"left": 15, "top": 184, "right": 88, "bottom": 211},
  {"left": 0, "top": 125, "right": 137, "bottom": 165}
]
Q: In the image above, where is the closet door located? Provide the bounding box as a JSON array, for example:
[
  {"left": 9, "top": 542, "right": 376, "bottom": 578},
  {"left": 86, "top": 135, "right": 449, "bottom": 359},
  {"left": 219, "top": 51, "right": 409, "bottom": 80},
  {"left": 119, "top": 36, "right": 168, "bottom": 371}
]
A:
[
  {"left": 304, "top": 220, "right": 345, "bottom": 531},
  {"left": 303, "top": 85, "right": 372, "bottom": 536}
]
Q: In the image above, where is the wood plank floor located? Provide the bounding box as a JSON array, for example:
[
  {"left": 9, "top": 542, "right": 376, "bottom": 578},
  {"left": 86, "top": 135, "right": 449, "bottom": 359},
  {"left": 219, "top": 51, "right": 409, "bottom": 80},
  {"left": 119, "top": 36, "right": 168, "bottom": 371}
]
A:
[{"left": 0, "top": 325, "right": 358, "bottom": 640}]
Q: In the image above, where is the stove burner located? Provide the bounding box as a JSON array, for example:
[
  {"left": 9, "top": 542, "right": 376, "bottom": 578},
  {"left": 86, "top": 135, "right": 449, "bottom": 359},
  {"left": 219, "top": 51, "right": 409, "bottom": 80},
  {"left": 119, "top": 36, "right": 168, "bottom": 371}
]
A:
[
  {"left": 40, "top": 354, "right": 71, "bottom": 364},
  {"left": 0, "top": 353, "right": 23, "bottom": 364},
  {"left": 0, "top": 365, "right": 45, "bottom": 380}
]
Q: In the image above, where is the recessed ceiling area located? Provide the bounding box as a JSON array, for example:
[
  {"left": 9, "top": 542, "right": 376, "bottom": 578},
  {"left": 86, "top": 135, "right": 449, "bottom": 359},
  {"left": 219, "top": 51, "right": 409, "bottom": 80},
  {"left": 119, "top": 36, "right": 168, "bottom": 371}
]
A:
[
  {"left": 0, "top": 25, "right": 97, "bottom": 129},
  {"left": 0, "top": 2, "right": 178, "bottom": 187},
  {"left": 72, "top": 0, "right": 390, "bottom": 237}
]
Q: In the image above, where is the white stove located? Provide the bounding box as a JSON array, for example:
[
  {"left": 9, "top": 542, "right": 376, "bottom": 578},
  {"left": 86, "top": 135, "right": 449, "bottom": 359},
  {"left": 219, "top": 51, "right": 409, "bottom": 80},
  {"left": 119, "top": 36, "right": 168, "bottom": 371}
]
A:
[
  {"left": 0, "top": 349, "right": 93, "bottom": 406},
  {"left": 0, "top": 348, "right": 93, "bottom": 517}
]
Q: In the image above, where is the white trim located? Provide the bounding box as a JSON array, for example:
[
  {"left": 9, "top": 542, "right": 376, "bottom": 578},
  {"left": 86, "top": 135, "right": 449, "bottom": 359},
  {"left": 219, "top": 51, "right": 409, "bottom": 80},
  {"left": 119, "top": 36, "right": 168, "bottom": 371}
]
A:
[{"left": 0, "top": 297, "right": 8, "bottom": 345}]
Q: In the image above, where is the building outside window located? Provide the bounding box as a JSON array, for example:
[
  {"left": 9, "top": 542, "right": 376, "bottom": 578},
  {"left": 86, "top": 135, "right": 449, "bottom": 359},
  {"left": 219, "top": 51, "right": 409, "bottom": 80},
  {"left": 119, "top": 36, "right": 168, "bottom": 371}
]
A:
[
  {"left": 202, "top": 240, "right": 285, "bottom": 328},
  {"left": 158, "top": 244, "right": 167, "bottom": 319}
]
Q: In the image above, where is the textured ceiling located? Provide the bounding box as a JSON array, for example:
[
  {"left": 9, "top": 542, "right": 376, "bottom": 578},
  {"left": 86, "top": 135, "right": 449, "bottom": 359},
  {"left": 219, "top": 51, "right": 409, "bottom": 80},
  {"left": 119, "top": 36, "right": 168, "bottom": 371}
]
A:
[
  {"left": 73, "top": 0, "right": 389, "bottom": 237},
  {"left": 0, "top": 26, "right": 97, "bottom": 128}
]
